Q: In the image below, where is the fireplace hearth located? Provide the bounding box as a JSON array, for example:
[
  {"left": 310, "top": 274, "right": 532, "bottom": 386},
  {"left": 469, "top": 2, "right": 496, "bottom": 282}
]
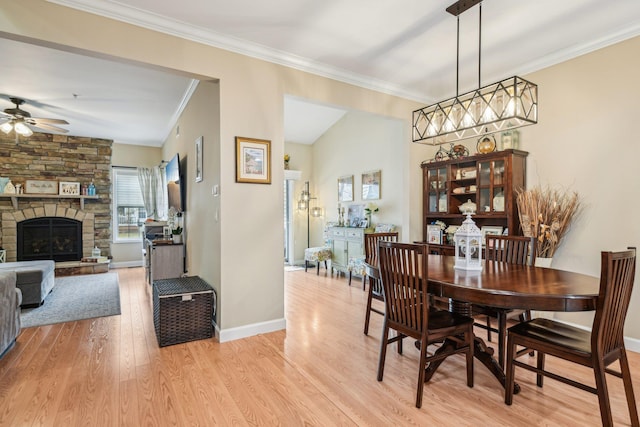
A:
[{"left": 17, "top": 217, "right": 83, "bottom": 262}]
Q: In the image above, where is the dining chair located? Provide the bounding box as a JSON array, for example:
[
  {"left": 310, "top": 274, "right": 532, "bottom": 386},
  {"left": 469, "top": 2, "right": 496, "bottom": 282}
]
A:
[
  {"left": 377, "top": 241, "right": 474, "bottom": 408},
  {"left": 474, "top": 235, "right": 536, "bottom": 368},
  {"left": 362, "top": 231, "right": 398, "bottom": 335},
  {"left": 505, "top": 248, "right": 638, "bottom": 427}
]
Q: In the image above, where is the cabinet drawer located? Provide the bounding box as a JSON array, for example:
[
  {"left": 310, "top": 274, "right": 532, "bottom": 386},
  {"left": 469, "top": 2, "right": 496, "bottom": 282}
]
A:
[
  {"left": 331, "top": 228, "right": 345, "bottom": 237},
  {"left": 346, "top": 229, "right": 364, "bottom": 239}
]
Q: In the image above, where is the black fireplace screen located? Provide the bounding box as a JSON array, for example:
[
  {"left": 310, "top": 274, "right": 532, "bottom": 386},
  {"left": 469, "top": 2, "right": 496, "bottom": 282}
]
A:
[{"left": 17, "top": 217, "right": 83, "bottom": 262}]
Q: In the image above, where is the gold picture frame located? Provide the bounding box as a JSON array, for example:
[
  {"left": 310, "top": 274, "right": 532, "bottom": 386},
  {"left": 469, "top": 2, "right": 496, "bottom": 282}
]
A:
[
  {"left": 362, "top": 169, "right": 381, "bottom": 200},
  {"left": 235, "top": 136, "right": 271, "bottom": 184},
  {"left": 338, "top": 175, "right": 354, "bottom": 202}
]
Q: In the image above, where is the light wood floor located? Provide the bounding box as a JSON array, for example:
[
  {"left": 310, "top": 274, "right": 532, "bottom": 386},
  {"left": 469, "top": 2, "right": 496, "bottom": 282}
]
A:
[{"left": 0, "top": 267, "right": 638, "bottom": 426}]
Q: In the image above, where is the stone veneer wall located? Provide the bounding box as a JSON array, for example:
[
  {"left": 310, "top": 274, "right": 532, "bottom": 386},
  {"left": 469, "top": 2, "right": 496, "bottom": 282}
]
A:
[{"left": 0, "top": 132, "right": 112, "bottom": 260}]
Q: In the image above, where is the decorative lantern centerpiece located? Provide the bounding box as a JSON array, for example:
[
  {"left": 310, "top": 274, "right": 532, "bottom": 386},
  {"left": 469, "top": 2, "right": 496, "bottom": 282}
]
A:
[{"left": 454, "top": 199, "right": 483, "bottom": 271}]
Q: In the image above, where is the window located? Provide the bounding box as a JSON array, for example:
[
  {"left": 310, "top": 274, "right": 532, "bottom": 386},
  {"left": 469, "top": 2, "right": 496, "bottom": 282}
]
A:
[{"left": 112, "top": 167, "right": 147, "bottom": 242}]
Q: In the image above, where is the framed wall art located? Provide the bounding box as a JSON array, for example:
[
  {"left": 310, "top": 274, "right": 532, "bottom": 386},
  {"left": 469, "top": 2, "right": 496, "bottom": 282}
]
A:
[
  {"left": 59, "top": 181, "right": 80, "bottom": 195},
  {"left": 235, "top": 136, "right": 271, "bottom": 184},
  {"left": 195, "top": 136, "right": 203, "bottom": 182},
  {"left": 25, "top": 179, "right": 58, "bottom": 194},
  {"left": 362, "top": 169, "right": 381, "bottom": 200},
  {"left": 338, "top": 175, "right": 354, "bottom": 202}
]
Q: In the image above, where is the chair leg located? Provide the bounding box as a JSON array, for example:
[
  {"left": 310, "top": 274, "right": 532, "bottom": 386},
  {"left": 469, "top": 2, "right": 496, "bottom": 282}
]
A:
[
  {"left": 466, "top": 324, "right": 474, "bottom": 388},
  {"left": 362, "top": 274, "right": 366, "bottom": 291},
  {"left": 536, "top": 351, "right": 545, "bottom": 387},
  {"left": 416, "top": 336, "right": 429, "bottom": 408},
  {"left": 486, "top": 315, "right": 492, "bottom": 342},
  {"left": 505, "top": 335, "right": 517, "bottom": 405},
  {"left": 304, "top": 260, "right": 308, "bottom": 272},
  {"left": 316, "top": 262, "right": 320, "bottom": 275},
  {"left": 619, "top": 349, "right": 640, "bottom": 426},
  {"left": 377, "top": 320, "right": 390, "bottom": 381},
  {"left": 498, "top": 311, "right": 507, "bottom": 368},
  {"left": 348, "top": 271, "right": 352, "bottom": 286},
  {"left": 364, "top": 282, "right": 374, "bottom": 335},
  {"left": 593, "top": 361, "right": 614, "bottom": 427}
]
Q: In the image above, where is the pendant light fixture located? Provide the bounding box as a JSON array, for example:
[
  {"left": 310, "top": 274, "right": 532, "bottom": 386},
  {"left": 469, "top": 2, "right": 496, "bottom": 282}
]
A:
[{"left": 412, "top": 0, "right": 538, "bottom": 145}]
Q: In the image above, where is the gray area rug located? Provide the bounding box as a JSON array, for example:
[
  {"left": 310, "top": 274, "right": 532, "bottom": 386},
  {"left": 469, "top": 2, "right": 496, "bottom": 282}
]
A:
[{"left": 21, "top": 272, "right": 121, "bottom": 328}]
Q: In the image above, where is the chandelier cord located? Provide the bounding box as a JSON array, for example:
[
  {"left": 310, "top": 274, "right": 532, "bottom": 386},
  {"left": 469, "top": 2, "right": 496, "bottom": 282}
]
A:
[
  {"left": 478, "top": 2, "right": 482, "bottom": 87},
  {"left": 456, "top": 15, "right": 460, "bottom": 96}
]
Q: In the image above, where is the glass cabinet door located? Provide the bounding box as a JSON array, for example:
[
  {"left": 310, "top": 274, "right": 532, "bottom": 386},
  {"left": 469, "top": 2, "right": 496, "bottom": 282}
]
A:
[
  {"left": 478, "top": 160, "right": 505, "bottom": 213},
  {"left": 428, "top": 167, "right": 447, "bottom": 213}
]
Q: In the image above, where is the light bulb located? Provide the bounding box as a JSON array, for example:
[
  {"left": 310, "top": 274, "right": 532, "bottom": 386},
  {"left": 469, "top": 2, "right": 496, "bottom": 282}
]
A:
[{"left": 0, "top": 122, "right": 13, "bottom": 134}]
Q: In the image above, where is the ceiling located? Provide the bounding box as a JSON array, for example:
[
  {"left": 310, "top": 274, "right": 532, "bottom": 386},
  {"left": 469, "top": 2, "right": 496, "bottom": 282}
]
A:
[{"left": 3, "top": 0, "right": 640, "bottom": 146}]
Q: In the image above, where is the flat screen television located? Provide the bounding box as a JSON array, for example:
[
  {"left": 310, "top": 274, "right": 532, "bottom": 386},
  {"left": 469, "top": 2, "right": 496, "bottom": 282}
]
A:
[{"left": 166, "top": 153, "right": 184, "bottom": 212}]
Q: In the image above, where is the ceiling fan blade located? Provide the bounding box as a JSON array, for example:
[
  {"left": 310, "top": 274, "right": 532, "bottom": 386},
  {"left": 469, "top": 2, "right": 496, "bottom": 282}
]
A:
[
  {"left": 29, "top": 123, "right": 69, "bottom": 133},
  {"left": 31, "top": 117, "right": 69, "bottom": 125}
]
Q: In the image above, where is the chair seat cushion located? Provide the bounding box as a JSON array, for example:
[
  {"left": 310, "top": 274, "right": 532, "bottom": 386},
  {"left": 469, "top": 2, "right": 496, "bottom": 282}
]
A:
[
  {"left": 508, "top": 318, "right": 591, "bottom": 355},
  {"left": 304, "top": 247, "right": 332, "bottom": 262},
  {"left": 348, "top": 255, "right": 366, "bottom": 275}
]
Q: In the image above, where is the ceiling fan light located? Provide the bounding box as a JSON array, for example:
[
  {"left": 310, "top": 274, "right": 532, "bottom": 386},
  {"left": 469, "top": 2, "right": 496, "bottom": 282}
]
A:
[
  {"left": 14, "top": 121, "right": 32, "bottom": 136},
  {"left": 0, "top": 122, "right": 13, "bottom": 134}
]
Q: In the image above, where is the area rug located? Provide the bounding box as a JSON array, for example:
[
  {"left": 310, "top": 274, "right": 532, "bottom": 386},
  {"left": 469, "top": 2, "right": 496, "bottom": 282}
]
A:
[
  {"left": 285, "top": 266, "right": 305, "bottom": 272},
  {"left": 20, "top": 272, "right": 121, "bottom": 328}
]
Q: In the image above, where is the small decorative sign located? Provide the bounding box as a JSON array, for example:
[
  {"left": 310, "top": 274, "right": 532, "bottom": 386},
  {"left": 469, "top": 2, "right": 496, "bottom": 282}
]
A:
[
  {"left": 25, "top": 180, "right": 58, "bottom": 195},
  {"left": 59, "top": 181, "right": 80, "bottom": 195}
]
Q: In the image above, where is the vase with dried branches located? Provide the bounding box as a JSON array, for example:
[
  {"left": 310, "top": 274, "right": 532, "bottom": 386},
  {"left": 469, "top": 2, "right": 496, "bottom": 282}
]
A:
[{"left": 516, "top": 186, "right": 581, "bottom": 259}]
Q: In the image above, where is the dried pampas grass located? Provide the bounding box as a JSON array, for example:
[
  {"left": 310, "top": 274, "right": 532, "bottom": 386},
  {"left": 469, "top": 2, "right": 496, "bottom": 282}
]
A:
[{"left": 516, "top": 186, "right": 581, "bottom": 258}]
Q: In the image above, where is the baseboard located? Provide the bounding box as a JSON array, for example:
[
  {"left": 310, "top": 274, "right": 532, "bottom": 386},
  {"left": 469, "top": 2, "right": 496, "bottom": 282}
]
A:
[
  {"left": 215, "top": 318, "right": 286, "bottom": 343},
  {"left": 110, "top": 260, "right": 143, "bottom": 269}
]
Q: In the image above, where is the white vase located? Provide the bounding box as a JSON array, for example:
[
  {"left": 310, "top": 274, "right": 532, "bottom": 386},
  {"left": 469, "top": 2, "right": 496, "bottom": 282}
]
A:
[
  {"left": 535, "top": 257, "right": 553, "bottom": 268},
  {"left": 172, "top": 234, "right": 182, "bottom": 244}
]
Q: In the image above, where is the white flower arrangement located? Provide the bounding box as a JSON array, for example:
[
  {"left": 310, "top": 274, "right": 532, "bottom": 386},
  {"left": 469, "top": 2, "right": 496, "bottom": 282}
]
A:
[
  {"left": 364, "top": 202, "right": 379, "bottom": 214},
  {"left": 445, "top": 225, "right": 459, "bottom": 235},
  {"left": 434, "top": 220, "right": 446, "bottom": 230}
]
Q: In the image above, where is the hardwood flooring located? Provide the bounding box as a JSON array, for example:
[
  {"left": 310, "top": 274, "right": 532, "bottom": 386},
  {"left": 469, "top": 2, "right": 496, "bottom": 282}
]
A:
[{"left": 1, "top": 267, "right": 638, "bottom": 426}]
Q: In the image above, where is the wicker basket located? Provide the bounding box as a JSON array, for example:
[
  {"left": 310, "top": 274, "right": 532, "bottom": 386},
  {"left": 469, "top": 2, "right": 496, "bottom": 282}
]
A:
[{"left": 153, "top": 276, "right": 214, "bottom": 347}]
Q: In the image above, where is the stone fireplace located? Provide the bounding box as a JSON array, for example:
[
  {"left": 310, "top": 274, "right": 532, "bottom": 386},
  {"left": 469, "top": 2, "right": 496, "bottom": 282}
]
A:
[{"left": 1, "top": 204, "right": 95, "bottom": 263}]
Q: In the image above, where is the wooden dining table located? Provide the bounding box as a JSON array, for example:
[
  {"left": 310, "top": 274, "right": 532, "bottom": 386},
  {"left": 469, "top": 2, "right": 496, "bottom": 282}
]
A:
[{"left": 423, "top": 254, "right": 600, "bottom": 393}]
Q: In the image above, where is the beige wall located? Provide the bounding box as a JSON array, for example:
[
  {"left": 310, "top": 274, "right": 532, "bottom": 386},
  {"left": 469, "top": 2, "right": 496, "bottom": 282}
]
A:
[
  {"left": 110, "top": 143, "right": 163, "bottom": 266},
  {"left": 3, "top": 1, "right": 639, "bottom": 343}
]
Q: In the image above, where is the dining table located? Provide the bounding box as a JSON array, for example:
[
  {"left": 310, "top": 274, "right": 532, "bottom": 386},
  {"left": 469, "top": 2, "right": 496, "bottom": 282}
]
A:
[{"left": 423, "top": 254, "right": 600, "bottom": 393}]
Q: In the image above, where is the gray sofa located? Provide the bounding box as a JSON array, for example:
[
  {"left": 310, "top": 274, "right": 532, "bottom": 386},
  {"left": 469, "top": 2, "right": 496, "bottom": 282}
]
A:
[
  {"left": 0, "top": 271, "right": 21, "bottom": 359},
  {"left": 0, "top": 261, "right": 55, "bottom": 307}
]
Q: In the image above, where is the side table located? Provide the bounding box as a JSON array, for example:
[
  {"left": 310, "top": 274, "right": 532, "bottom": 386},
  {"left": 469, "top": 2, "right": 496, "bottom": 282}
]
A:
[{"left": 153, "top": 276, "right": 215, "bottom": 347}]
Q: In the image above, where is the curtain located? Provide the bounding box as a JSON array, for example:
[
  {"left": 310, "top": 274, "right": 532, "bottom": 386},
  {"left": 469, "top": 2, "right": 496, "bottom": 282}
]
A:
[{"left": 137, "top": 166, "right": 167, "bottom": 220}]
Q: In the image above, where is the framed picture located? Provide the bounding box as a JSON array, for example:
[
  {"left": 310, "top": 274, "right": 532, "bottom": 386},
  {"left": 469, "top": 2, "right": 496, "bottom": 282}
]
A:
[
  {"left": 481, "top": 226, "right": 504, "bottom": 244},
  {"left": 59, "top": 181, "right": 80, "bottom": 195},
  {"left": 362, "top": 169, "right": 381, "bottom": 200},
  {"left": 235, "top": 136, "right": 271, "bottom": 184},
  {"left": 359, "top": 218, "right": 369, "bottom": 228},
  {"left": 427, "top": 224, "right": 443, "bottom": 245},
  {"left": 347, "top": 203, "right": 363, "bottom": 227},
  {"left": 25, "top": 179, "right": 58, "bottom": 194},
  {"left": 195, "top": 136, "right": 203, "bottom": 182},
  {"left": 338, "top": 175, "right": 354, "bottom": 202}
]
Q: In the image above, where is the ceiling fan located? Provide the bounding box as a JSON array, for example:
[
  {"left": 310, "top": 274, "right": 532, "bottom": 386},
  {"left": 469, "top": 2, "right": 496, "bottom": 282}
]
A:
[{"left": 0, "top": 97, "right": 69, "bottom": 138}]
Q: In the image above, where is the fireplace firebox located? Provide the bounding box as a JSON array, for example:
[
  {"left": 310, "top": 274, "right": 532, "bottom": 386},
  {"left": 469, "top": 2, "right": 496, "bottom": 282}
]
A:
[{"left": 17, "top": 217, "right": 83, "bottom": 262}]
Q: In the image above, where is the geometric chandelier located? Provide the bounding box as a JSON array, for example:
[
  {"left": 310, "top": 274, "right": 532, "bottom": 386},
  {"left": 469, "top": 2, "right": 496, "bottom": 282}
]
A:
[
  {"left": 412, "top": 76, "right": 538, "bottom": 145},
  {"left": 412, "top": 0, "right": 538, "bottom": 145}
]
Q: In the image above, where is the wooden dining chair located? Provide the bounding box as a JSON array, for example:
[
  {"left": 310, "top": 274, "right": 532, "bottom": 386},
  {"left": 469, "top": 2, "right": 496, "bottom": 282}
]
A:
[
  {"left": 505, "top": 248, "right": 638, "bottom": 427},
  {"left": 362, "top": 231, "right": 398, "bottom": 335},
  {"left": 474, "top": 235, "right": 536, "bottom": 368},
  {"left": 377, "top": 241, "right": 474, "bottom": 408}
]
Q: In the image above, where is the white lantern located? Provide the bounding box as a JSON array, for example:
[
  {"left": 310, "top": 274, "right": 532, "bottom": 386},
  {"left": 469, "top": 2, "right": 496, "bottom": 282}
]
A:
[{"left": 454, "top": 210, "right": 483, "bottom": 271}]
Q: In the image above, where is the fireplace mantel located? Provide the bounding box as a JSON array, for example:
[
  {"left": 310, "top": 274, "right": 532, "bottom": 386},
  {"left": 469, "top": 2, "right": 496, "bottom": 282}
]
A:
[{"left": 0, "top": 194, "right": 99, "bottom": 210}]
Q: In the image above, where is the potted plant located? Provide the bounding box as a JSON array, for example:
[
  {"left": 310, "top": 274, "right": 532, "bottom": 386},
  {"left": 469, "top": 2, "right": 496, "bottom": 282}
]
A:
[{"left": 171, "top": 226, "right": 183, "bottom": 244}]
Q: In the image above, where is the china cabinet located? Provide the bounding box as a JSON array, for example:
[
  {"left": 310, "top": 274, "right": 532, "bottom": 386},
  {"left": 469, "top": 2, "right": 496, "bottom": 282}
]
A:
[{"left": 421, "top": 149, "right": 528, "bottom": 255}]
